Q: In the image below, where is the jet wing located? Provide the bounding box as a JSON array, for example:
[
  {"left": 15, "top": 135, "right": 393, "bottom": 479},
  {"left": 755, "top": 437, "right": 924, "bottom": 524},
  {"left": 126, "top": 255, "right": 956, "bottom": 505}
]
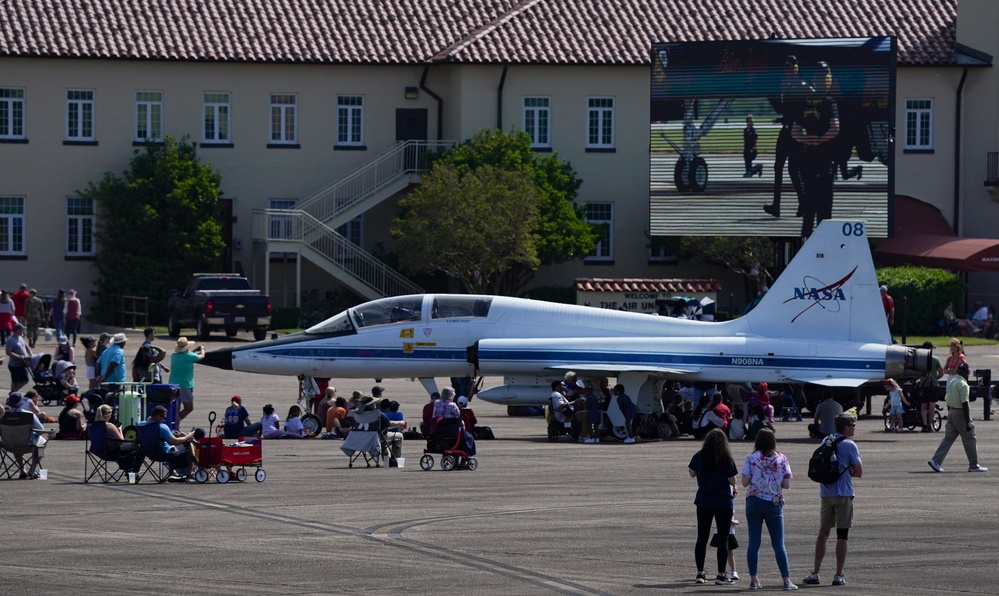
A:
[
  {"left": 786, "top": 375, "right": 874, "bottom": 388},
  {"left": 545, "top": 363, "right": 701, "bottom": 376}
]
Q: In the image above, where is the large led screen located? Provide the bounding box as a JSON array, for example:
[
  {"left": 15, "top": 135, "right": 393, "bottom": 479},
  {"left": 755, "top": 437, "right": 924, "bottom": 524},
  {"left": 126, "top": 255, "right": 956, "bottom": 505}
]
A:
[{"left": 650, "top": 37, "right": 895, "bottom": 238}]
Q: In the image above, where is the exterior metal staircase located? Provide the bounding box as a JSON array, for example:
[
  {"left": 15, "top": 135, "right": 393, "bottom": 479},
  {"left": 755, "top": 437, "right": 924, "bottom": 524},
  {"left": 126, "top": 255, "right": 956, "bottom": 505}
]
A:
[{"left": 252, "top": 140, "right": 457, "bottom": 302}]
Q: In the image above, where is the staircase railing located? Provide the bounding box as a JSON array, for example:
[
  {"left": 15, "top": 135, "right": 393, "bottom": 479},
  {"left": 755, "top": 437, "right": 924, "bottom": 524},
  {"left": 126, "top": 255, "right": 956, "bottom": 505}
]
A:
[
  {"left": 296, "top": 139, "right": 457, "bottom": 224},
  {"left": 252, "top": 209, "right": 422, "bottom": 297}
]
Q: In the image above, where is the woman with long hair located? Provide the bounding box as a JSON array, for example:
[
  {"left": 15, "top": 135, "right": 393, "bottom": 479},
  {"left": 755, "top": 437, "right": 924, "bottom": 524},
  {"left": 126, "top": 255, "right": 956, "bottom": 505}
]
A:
[
  {"left": 740, "top": 428, "right": 796, "bottom": 590},
  {"left": 688, "top": 427, "right": 738, "bottom": 585}
]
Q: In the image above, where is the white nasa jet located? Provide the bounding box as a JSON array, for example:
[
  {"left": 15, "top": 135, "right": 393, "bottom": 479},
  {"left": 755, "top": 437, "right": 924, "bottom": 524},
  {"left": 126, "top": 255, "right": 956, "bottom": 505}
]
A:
[{"left": 201, "top": 219, "right": 931, "bottom": 411}]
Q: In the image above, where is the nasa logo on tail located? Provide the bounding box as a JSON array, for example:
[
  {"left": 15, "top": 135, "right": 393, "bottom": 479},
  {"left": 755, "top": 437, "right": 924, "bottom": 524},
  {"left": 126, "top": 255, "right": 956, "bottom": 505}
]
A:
[{"left": 783, "top": 267, "right": 857, "bottom": 323}]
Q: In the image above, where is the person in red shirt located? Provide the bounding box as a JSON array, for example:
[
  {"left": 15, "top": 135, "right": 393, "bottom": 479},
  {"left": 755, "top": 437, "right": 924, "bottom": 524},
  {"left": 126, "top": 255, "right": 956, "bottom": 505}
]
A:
[
  {"left": 712, "top": 392, "right": 732, "bottom": 432},
  {"left": 457, "top": 395, "right": 477, "bottom": 436},
  {"left": 11, "top": 283, "right": 30, "bottom": 319}
]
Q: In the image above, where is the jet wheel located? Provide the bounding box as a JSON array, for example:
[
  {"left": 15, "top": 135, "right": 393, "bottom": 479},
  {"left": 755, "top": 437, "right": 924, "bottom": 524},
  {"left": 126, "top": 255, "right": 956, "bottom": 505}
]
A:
[
  {"left": 687, "top": 156, "right": 708, "bottom": 192},
  {"left": 674, "top": 158, "right": 690, "bottom": 192}
]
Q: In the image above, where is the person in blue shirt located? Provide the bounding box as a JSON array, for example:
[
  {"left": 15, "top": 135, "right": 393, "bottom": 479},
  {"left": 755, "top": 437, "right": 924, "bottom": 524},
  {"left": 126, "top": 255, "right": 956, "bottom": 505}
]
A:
[
  {"left": 94, "top": 333, "right": 127, "bottom": 386},
  {"left": 139, "top": 405, "right": 197, "bottom": 480}
]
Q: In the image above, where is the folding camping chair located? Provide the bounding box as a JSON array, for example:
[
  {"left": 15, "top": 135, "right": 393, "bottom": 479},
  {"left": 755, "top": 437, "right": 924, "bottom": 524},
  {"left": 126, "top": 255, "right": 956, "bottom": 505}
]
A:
[
  {"left": 84, "top": 421, "right": 138, "bottom": 483},
  {"left": 779, "top": 390, "right": 804, "bottom": 422},
  {"left": 0, "top": 411, "right": 46, "bottom": 478},
  {"left": 341, "top": 408, "right": 388, "bottom": 468},
  {"left": 134, "top": 420, "right": 188, "bottom": 483}
]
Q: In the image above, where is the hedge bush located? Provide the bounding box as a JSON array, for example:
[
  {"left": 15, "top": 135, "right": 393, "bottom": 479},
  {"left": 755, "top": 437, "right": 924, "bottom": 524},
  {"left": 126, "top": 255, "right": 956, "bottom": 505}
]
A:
[{"left": 877, "top": 267, "right": 966, "bottom": 335}]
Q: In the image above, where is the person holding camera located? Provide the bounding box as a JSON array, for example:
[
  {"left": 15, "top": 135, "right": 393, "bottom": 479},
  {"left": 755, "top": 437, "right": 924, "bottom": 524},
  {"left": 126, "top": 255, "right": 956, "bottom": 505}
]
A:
[
  {"left": 169, "top": 337, "right": 205, "bottom": 423},
  {"left": 928, "top": 362, "right": 988, "bottom": 473}
]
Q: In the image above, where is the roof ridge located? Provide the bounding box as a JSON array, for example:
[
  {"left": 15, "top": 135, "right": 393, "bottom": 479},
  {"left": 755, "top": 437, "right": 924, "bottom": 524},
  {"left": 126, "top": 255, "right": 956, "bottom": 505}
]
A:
[{"left": 431, "top": 0, "right": 546, "bottom": 62}]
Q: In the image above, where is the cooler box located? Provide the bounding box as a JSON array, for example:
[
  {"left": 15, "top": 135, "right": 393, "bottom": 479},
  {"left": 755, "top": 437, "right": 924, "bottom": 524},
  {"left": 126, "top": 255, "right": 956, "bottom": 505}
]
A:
[
  {"left": 146, "top": 399, "right": 179, "bottom": 431},
  {"left": 147, "top": 384, "right": 180, "bottom": 403},
  {"left": 118, "top": 391, "right": 143, "bottom": 429}
]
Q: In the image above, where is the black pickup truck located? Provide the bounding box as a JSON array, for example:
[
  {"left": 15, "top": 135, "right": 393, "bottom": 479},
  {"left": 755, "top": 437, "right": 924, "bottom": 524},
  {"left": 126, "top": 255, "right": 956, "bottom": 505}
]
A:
[{"left": 167, "top": 274, "right": 272, "bottom": 341}]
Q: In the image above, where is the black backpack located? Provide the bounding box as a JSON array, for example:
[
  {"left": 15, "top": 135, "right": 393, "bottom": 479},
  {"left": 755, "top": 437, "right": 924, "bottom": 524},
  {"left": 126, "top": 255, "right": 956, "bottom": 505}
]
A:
[{"left": 807, "top": 435, "right": 848, "bottom": 484}]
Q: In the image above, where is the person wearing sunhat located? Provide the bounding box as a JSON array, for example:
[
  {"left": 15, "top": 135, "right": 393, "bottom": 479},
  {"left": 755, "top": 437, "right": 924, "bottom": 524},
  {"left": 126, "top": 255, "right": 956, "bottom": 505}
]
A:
[
  {"left": 169, "top": 337, "right": 205, "bottom": 422},
  {"left": 94, "top": 333, "right": 128, "bottom": 386}
]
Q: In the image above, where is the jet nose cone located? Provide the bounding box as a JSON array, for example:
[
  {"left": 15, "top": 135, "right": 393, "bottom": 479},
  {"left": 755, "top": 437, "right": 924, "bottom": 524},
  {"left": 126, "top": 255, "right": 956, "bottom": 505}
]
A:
[{"left": 200, "top": 347, "right": 234, "bottom": 371}]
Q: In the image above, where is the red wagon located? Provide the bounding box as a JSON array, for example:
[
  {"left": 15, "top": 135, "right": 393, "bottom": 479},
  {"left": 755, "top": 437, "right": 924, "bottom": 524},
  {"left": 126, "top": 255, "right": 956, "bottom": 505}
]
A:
[{"left": 194, "top": 412, "right": 266, "bottom": 483}]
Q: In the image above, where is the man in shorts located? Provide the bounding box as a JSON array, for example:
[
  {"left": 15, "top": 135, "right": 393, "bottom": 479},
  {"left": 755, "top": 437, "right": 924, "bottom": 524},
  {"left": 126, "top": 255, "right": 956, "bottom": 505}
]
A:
[
  {"left": 804, "top": 414, "right": 862, "bottom": 587},
  {"left": 169, "top": 337, "right": 205, "bottom": 422},
  {"left": 5, "top": 323, "right": 32, "bottom": 392}
]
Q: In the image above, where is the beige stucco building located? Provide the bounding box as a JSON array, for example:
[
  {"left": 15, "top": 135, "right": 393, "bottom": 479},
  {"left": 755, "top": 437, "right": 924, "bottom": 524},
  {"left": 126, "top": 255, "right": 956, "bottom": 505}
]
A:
[{"left": 1, "top": 0, "right": 996, "bottom": 315}]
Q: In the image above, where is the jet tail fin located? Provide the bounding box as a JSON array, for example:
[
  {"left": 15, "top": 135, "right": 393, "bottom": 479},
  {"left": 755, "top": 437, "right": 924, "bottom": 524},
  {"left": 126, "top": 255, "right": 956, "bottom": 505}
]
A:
[{"left": 744, "top": 220, "right": 890, "bottom": 344}]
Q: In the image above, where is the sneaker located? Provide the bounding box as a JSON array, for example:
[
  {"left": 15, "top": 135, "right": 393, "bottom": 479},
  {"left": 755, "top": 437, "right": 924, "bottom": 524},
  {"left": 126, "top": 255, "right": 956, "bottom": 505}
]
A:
[
  {"left": 784, "top": 582, "right": 798, "bottom": 590},
  {"left": 730, "top": 571, "right": 739, "bottom": 581},
  {"left": 749, "top": 579, "right": 762, "bottom": 590},
  {"left": 832, "top": 575, "right": 846, "bottom": 586},
  {"left": 928, "top": 460, "right": 943, "bottom": 473},
  {"left": 624, "top": 437, "right": 636, "bottom": 444},
  {"left": 969, "top": 465, "right": 989, "bottom": 473},
  {"left": 715, "top": 574, "right": 733, "bottom": 585},
  {"left": 695, "top": 572, "right": 706, "bottom": 584},
  {"left": 803, "top": 572, "right": 820, "bottom": 585}
]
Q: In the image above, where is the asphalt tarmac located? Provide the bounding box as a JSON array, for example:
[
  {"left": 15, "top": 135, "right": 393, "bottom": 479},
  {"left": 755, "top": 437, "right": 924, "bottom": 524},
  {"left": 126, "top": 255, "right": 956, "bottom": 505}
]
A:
[{"left": 4, "top": 332, "right": 999, "bottom": 595}]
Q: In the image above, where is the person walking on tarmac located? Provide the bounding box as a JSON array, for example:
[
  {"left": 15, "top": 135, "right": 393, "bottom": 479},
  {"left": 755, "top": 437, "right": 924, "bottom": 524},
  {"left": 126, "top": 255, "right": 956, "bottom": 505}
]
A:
[{"left": 928, "top": 363, "right": 988, "bottom": 473}]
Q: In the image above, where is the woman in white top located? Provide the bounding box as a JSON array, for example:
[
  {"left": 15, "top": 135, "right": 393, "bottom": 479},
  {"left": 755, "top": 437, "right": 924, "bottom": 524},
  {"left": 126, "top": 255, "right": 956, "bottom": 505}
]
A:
[
  {"left": 740, "top": 428, "right": 795, "bottom": 591},
  {"left": 284, "top": 405, "right": 313, "bottom": 438},
  {"left": 260, "top": 404, "right": 296, "bottom": 439}
]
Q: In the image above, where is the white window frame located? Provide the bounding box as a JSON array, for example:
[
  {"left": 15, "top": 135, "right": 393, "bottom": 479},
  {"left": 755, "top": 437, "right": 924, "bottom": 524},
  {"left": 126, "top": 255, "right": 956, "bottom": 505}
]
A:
[
  {"left": 0, "top": 88, "right": 26, "bottom": 140},
  {"left": 586, "top": 97, "right": 614, "bottom": 148},
  {"left": 0, "top": 196, "right": 25, "bottom": 255},
  {"left": 585, "top": 202, "right": 613, "bottom": 262},
  {"left": 135, "top": 91, "right": 163, "bottom": 142},
  {"left": 904, "top": 98, "right": 933, "bottom": 150},
  {"left": 269, "top": 93, "right": 297, "bottom": 144},
  {"left": 336, "top": 96, "right": 364, "bottom": 146},
  {"left": 523, "top": 97, "right": 551, "bottom": 148},
  {"left": 203, "top": 92, "right": 231, "bottom": 143},
  {"left": 66, "top": 197, "right": 95, "bottom": 256},
  {"left": 648, "top": 237, "right": 675, "bottom": 262},
  {"left": 66, "top": 89, "right": 95, "bottom": 141},
  {"left": 268, "top": 199, "right": 296, "bottom": 240}
]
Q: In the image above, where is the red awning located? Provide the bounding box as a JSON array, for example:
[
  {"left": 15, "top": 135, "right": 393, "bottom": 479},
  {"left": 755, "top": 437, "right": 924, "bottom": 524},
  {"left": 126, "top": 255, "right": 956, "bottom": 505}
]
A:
[
  {"left": 874, "top": 235, "right": 999, "bottom": 271},
  {"left": 873, "top": 196, "right": 999, "bottom": 271}
]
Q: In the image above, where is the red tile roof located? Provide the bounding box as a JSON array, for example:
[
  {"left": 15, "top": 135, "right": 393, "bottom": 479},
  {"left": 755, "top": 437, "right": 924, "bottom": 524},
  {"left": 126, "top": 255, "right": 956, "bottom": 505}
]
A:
[
  {"left": 576, "top": 278, "right": 722, "bottom": 293},
  {"left": 0, "top": 0, "right": 958, "bottom": 66}
]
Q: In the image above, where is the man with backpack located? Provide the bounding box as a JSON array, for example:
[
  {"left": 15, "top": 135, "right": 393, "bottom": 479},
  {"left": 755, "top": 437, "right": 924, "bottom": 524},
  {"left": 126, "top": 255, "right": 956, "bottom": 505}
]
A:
[{"left": 803, "top": 414, "right": 862, "bottom": 587}]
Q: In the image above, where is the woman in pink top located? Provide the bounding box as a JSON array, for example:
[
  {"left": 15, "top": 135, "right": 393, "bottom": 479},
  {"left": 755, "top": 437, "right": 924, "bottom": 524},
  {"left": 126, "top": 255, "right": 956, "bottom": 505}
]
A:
[{"left": 64, "top": 289, "right": 82, "bottom": 346}]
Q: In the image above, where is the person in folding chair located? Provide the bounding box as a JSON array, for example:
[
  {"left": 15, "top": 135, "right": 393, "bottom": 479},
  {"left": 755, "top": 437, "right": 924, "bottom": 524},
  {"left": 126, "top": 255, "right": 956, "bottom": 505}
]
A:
[
  {"left": 0, "top": 391, "right": 47, "bottom": 479},
  {"left": 85, "top": 404, "right": 138, "bottom": 483},
  {"left": 341, "top": 396, "right": 392, "bottom": 467},
  {"left": 136, "top": 405, "right": 198, "bottom": 482}
]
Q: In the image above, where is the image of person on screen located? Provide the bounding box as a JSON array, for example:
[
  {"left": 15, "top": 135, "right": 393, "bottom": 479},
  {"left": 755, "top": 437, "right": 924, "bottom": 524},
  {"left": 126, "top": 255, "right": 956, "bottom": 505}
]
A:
[
  {"left": 743, "top": 115, "right": 763, "bottom": 178},
  {"left": 792, "top": 61, "right": 840, "bottom": 237},
  {"left": 763, "top": 55, "right": 809, "bottom": 218}
]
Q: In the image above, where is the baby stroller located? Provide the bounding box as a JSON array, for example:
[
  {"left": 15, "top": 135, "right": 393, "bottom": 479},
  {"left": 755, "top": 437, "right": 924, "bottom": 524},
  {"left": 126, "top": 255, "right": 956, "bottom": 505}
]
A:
[
  {"left": 29, "top": 354, "right": 63, "bottom": 406},
  {"left": 420, "top": 417, "right": 477, "bottom": 471}
]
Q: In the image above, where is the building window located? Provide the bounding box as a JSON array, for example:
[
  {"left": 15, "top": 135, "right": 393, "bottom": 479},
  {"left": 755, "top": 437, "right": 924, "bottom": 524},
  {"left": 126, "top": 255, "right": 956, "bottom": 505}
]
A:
[
  {"left": 270, "top": 94, "right": 297, "bottom": 144},
  {"left": 66, "top": 90, "right": 95, "bottom": 141},
  {"left": 0, "top": 196, "right": 25, "bottom": 255},
  {"left": 648, "top": 235, "right": 678, "bottom": 263},
  {"left": 336, "top": 214, "right": 363, "bottom": 246},
  {"left": 135, "top": 91, "right": 163, "bottom": 142},
  {"left": 336, "top": 96, "right": 363, "bottom": 146},
  {"left": 523, "top": 97, "right": 551, "bottom": 148},
  {"left": 587, "top": 97, "right": 614, "bottom": 148},
  {"left": 203, "top": 92, "right": 231, "bottom": 143},
  {"left": 904, "top": 98, "right": 933, "bottom": 150},
  {"left": 66, "top": 197, "right": 95, "bottom": 256},
  {"left": 585, "top": 202, "right": 613, "bottom": 261},
  {"left": 0, "top": 88, "right": 26, "bottom": 140}
]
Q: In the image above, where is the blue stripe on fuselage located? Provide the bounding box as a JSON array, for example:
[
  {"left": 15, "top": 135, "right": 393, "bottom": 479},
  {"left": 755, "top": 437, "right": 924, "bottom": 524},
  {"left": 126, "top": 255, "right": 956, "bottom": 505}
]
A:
[{"left": 251, "top": 346, "right": 469, "bottom": 362}]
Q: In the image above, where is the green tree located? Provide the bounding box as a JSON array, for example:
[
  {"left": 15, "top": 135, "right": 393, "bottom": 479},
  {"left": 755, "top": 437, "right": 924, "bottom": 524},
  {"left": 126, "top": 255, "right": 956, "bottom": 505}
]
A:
[
  {"left": 397, "top": 129, "right": 596, "bottom": 295},
  {"left": 394, "top": 164, "right": 541, "bottom": 294},
  {"left": 80, "top": 136, "right": 225, "bottom": 321},
  {"left": 678, "top": 236, "right": 775, "bottom": 302}
]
